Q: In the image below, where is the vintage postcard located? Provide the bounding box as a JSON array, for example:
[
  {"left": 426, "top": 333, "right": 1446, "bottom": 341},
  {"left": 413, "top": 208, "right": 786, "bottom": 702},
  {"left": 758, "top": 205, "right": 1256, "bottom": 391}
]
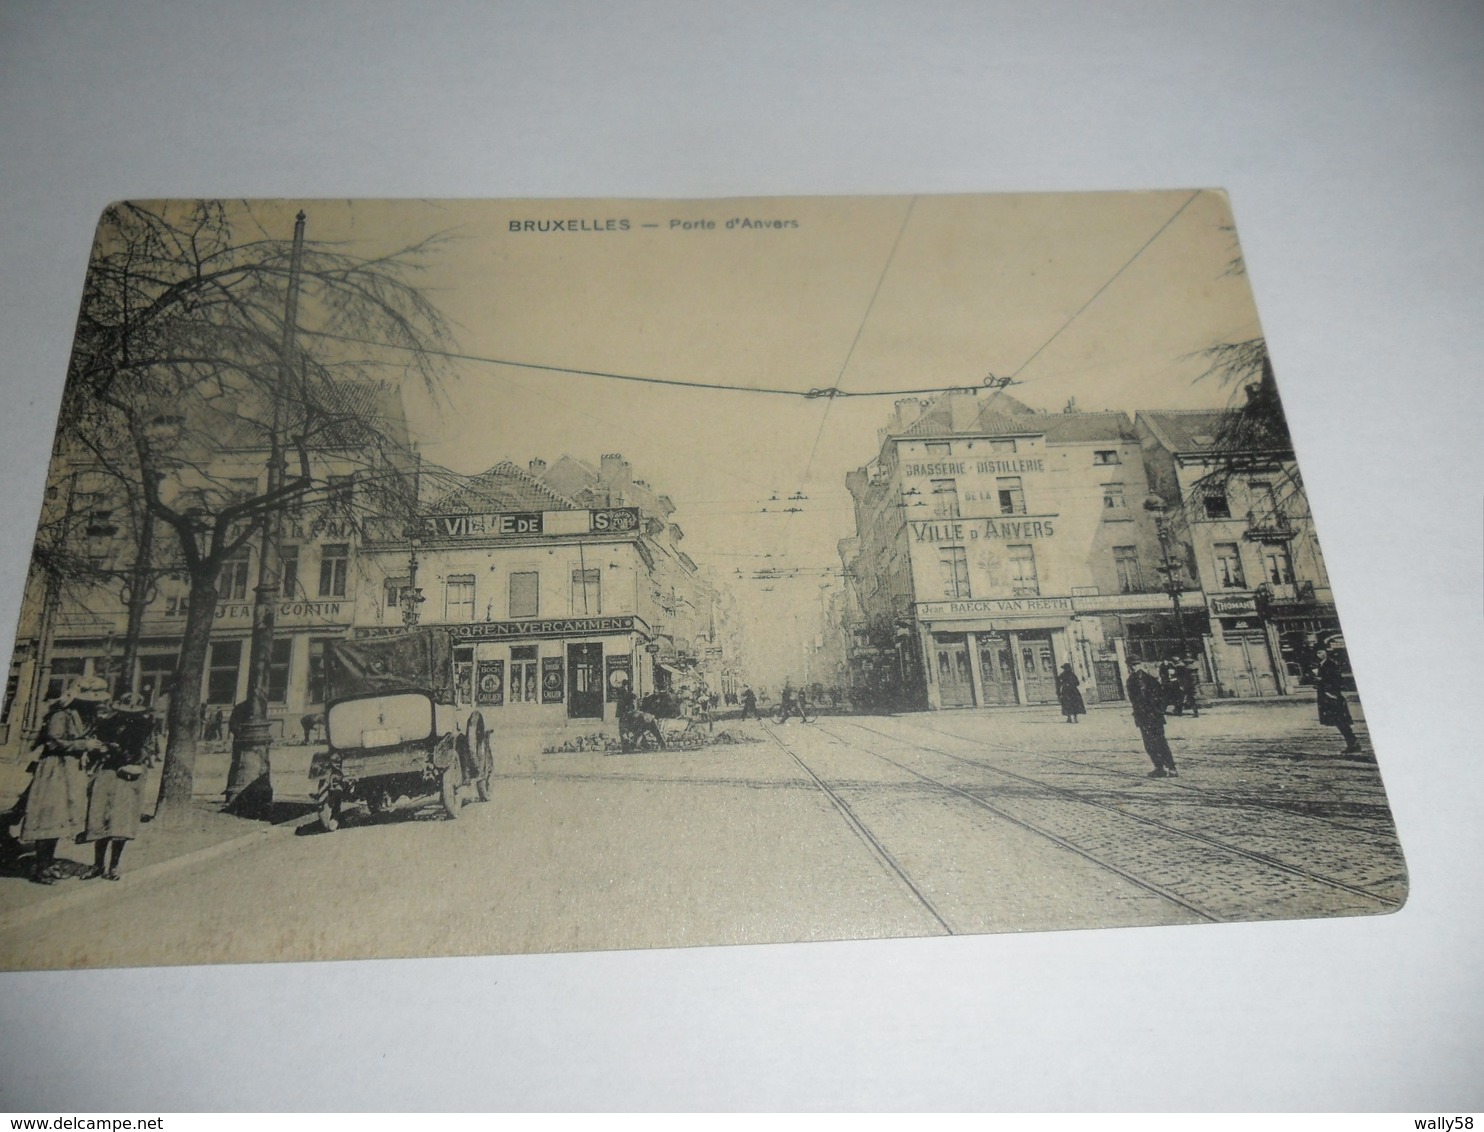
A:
[{"left": 0, "top": 192, "right": 1405, "bottom": 970}]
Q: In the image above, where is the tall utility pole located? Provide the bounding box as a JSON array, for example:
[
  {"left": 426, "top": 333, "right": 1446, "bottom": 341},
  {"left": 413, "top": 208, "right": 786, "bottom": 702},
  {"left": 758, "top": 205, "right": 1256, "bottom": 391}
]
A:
[{"left": 227, "top": 211, "right": 306, "bottom": 813}]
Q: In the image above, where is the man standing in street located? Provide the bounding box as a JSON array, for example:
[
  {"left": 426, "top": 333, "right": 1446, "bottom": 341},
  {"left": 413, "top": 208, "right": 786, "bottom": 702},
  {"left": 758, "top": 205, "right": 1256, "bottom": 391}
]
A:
[
  {"left": 1127, "top": 658, "right": 1179, "bottom": 778},
  {"left": 739, "top": 686, "right": 760, "bottom": 721},
  {"left": 1315, "top": 645, "right": 1362, "bottom": 755}
]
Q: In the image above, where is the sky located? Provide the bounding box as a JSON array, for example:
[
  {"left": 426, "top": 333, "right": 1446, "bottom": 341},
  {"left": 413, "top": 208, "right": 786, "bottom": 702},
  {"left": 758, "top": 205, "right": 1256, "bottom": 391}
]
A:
[{"left": 202, "top": 192, "right": 1266, "bottom": 683}]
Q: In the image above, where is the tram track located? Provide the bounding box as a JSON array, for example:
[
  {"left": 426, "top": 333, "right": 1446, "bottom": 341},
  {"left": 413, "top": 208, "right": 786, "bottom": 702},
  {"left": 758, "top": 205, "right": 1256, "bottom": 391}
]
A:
[
  {"left": 895, "top": 711, "right": 1393, "bottom": 842},
  {"left": 813, "top": 715, "right": 1401, "bottom": 919}
]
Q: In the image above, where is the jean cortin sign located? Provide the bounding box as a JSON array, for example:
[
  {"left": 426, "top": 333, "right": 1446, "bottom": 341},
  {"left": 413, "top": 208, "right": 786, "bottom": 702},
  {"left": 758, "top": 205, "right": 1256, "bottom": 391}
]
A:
[{"left": 428, "top": 507, "right": 639, "bottom": 539}]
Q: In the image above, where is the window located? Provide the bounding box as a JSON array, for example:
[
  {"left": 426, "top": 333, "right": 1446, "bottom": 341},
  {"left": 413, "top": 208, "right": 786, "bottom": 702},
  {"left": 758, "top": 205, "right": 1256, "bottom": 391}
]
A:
[
  {"left": 307, "top": 638, "right": 335, "bottom": 704},
  {"left": 384, "top": 576, "right": 411, "bottom": 618},
  {"left": 225, "top": 477, "right": 259, "bottom": 504},
  {"left": 1093, "top": 450, "right": 1120, "bottom": 465},
  {"left": 1113, "top": 545, "right": 1142, "bottom": 594},
  {"left": 326, "top": 474, "right": 354, "bottom": 505},
  {"left": 1214, "top": 542, "right": 1246, "bottom": 589},
  {"left": 279, "top": 545, "right": 300, "bottom": 598},
  {"left": 939, "top": 546, "right": 970, "bottom": 599},
  {"left": 510, "top": 571, "right": 539, "bottom": 618},
  {"left": 930, "top": 479, "right": 960, "bottom": 519},
  {"left": 207, "top": 640, "right": 242, "bottom": 704},
  {"left": 1008, "top": 544, "right": 1039, "bottom": 596},
  {"left": 924, "top": 441, "right": 952, "bottom": 457},
  {"left": 445, "top": 574, "right": 476, "bottom": 621},
  {"left": 989, "top": 438, "right": 1016, "bottom": 453},
  {"left": 318, "top": 544, "right": 349, "bottom": 598},
  {"left": 219, "top": 546, "right": 252, "bottom": 601},
  {"left": 1203, "top": 489, "right": 1231, "bottom": 519},
  {"left": 571, "top": 568, "right": 601, "bottom": 615},
  {"left": 1262, "top": 543, "right": 1295, "bottom": 586},
  {"left": 267, "top": 637, "right": 293, "bottom": 704},
  {"left": 510, "top": 645, "right": 538, "bottom": 703},
  {"left": 1102, "top": 482, "right": 1127, "bottom": 511},
  {"left": 996, "top": 477, "right": 1026, "bottom": 516},
  {"left": 45, "top": 658, "right": 87, "bottom": 703}
]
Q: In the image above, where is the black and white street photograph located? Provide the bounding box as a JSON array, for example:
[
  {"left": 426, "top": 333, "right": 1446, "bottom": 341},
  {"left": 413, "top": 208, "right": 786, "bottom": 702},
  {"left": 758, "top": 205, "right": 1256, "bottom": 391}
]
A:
[
  {"left": 0, "top": 192, "right": 1406, "bottom": 968},
  {"left": 1, "top": 2, "right": 1480, "bottom": 1115}
]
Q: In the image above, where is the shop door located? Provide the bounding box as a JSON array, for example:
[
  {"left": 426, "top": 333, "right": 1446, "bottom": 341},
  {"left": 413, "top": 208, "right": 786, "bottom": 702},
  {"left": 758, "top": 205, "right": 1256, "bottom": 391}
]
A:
[
  {"left": 933, "top": 635, "right": 974, "bottom": 708},
  {"left": 1017, "top": 637, "right": 1057, "bottom": 703},
  {"left": 567, "top": 643, "right": 604, "bottom": 719},
  {"left": 976, "top": 637, "right": 1017, "bottom": 705}
]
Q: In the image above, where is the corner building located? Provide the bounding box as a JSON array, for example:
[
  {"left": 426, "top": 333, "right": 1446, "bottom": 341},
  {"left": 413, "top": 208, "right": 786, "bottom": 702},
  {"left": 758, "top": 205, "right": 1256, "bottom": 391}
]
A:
[{"left": 846, "top": 392, "right": 1206, "bottom": 711}]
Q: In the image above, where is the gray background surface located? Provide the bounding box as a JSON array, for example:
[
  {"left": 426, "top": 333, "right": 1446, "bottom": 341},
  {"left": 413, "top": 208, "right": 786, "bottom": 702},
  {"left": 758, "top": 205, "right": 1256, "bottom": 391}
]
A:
[{"left": 0, "top": 0, "right": 1479, "bottom": 1111}]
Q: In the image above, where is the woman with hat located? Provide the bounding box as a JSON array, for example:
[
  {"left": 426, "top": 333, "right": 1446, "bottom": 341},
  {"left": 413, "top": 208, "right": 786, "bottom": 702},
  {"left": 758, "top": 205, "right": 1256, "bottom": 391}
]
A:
[
  {"left": 18, "top": 674, "right": 109, "bottom": 884},
  {"left": 83, "top": 691, "right": 158, "bottom": 880}
]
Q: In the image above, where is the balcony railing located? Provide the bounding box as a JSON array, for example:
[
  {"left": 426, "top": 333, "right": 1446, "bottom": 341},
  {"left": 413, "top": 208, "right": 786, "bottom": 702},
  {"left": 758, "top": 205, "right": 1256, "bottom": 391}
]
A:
[
  {"left": 1244, "top": 508, "right": 1295, "bottom": 541},
  {"left": 1255, "top": 580, "right": 1316, "bottom": 607}
]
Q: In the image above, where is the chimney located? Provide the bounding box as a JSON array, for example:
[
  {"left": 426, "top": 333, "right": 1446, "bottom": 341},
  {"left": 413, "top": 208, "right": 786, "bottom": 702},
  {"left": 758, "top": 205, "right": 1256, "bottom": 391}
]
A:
[
  {"left": 600, "top": 452, "right": 632, "bottom": 488},
  {"left": 528, "top": 458, "right": 547, "bottom": 476},
  {"left": 893, "top": 398, "right": 926, "bottom": 431}
]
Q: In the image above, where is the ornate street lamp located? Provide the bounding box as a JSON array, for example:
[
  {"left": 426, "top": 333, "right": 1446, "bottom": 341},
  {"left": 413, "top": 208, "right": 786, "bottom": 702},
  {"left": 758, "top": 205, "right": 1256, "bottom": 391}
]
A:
[
  {"left": 401, "top": 520, "right": 427, "bottom": 626},
  {"left": 1142, "top": 494, "right": 1192, "bottom": 661}
]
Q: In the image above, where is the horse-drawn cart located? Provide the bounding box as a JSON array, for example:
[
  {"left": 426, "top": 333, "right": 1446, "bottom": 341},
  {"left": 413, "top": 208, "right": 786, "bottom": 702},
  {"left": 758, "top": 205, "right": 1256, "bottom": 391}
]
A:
[{"left": 310, "top": 629, "right": 493, "bottom": 830}]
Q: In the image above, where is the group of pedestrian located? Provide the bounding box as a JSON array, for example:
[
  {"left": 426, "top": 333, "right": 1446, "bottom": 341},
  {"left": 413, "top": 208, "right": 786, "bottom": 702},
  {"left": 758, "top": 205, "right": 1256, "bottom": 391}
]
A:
[{"left": 9, "top": 675, "right": 158, "bottom": 884}]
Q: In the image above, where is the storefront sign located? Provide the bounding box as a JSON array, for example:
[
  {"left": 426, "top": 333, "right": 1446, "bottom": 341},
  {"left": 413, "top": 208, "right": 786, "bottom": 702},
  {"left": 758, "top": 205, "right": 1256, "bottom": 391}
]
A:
[
  {"left": 541, "top": 655, "right": 565, "bottom": 703},
  {"left": 450, "top": 615, "right": 636, "bottom": 642},
  {"left": 605, "top": 654, "right": 632, "bottom": 701},
  {"left": 160, "top": 599, "right": 351, "bottom": 626},
  {"left": 1209, "top": 593, "right": 1258, "bottom": 617},
  {"left": 475, "top": 658, "right": 505, "bottom": 706},
  {"left": 422, "top": 507, "right": 641, "bottom": 540},
  {"left": 917, "top": 596, "right": 1074, "bottom": 619},
  {"left": 911, "top": 517, "right": 1055, "bottom": 542}
]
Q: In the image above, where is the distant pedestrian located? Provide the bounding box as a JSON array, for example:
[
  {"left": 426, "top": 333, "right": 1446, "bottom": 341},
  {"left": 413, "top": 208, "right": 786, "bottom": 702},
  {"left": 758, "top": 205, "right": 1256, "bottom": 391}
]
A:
[
  {"left": 1315, "top": 647, "right": 1361, "bottom": 755},
  {"left": 1160, "top": 660, "right": 1183, "bottom": 715},
  {"left": 740, "top": 687, "right": 760, "bottom": 720},
  {"left": 19, "top": 675, "right": 109, "bottom": 883},
  {"left": 1177, "top": 657, "right": 1200, "bottom": 718},
  {"left": 205, "top": 707, "right": 224, "bottom": 742},
  {"left": 1126, "top": 659, "right": 1178, "bottom": 778},
  {"left": 1056, "top": 663, "right": 1085, "bottom": 723},
  {"left": 84, "top": 693, "right": 157, "bottom": 881}
]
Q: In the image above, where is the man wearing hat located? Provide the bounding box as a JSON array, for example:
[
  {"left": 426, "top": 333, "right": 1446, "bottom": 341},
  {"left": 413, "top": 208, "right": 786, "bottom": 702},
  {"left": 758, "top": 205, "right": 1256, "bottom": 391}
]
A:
[
  {"left": 18, "top": 674, "right": 108, "bottom": 883},
  {"left": 1314, "top": 645, "right": 1362, "bottom": 755},
  {"left": 1125, "top": 656, "right": 1179, "bottom": 779}
]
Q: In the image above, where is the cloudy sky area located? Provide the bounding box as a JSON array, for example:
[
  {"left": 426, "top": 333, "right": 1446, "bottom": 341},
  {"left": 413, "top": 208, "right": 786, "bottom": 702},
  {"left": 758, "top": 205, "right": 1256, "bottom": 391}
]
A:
[{"left": 237, "top": 192, "right": 1265, "bottom": 682}]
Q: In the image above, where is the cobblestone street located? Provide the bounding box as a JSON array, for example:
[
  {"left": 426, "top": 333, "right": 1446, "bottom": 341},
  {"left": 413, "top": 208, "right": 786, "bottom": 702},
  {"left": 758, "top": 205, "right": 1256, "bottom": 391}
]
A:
[{"left": 0, "top": 696, "right": 1403, "bottom": 969}]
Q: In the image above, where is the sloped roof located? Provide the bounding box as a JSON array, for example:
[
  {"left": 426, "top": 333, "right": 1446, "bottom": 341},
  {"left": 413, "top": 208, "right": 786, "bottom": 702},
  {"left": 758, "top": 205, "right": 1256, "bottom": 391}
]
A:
[
  {"left": 1136, "top": 409, "right": 1229, "bottom": 454},
  {"left": 428, "top": 460, "right": 578, "bottom": 514},
  {"left": 900, "top": 398, "right": 1135, "bottom": 444},
  {"left": 216, "top": 379, "right": 410, "bottom": 452}
]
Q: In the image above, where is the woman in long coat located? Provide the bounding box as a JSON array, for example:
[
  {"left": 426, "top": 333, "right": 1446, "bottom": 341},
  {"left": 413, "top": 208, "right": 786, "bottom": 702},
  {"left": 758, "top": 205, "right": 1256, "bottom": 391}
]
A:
[
  {"left": 19, "top": 675, "right": 109, "bottom": 883},
  {"left": 84, "top": 692, "right": 157, "bottom": 880},
  {"left": 1056, "top": 663, "right": 1086, "bottom": 723}
]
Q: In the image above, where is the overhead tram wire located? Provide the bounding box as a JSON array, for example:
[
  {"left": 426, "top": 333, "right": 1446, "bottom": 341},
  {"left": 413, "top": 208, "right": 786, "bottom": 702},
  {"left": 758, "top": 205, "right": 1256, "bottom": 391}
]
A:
[
  {"left": 1006, "top": 189, "right": 1202, "bottom": 383},
  {"left": 798, "top": 195, "right": 919, "bottom": 489},
  {"left": 306, "top": 325, "right": 1010, "bottom": 402}
]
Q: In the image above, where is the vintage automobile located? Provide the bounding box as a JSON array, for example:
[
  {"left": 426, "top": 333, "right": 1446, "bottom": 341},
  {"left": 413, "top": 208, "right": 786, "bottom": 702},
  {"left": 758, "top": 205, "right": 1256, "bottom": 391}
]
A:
[{"left": 310, "top": 628, "right": 494, "bottom": 830}]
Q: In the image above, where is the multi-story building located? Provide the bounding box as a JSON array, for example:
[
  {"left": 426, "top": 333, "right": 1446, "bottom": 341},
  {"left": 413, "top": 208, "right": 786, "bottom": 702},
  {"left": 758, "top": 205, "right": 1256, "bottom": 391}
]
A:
[
  {"left": 846, "top": 391, "right": 1207, "bottom": 711},
  {"left": 1137, "top": 409, "right": 1339, "bottom": 696},
  {"left": 1, "top": 381, "right": 409, "bottom": 753},
  {"left": 354, "top": 452, "right": 728, "bottom": 728}
]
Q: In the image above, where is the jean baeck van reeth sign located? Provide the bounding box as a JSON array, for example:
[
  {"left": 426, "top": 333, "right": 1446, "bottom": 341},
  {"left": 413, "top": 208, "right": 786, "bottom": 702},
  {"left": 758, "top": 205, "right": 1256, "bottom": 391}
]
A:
[{"left": 0, "top": 192, "right": 1403, "bottom": 972}]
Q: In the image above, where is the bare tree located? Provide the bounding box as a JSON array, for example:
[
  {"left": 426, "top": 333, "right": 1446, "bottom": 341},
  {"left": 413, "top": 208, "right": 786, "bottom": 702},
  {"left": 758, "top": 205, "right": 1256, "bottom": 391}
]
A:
[{"left": 55, "top": 201, "right": 452, "bottom": 824}]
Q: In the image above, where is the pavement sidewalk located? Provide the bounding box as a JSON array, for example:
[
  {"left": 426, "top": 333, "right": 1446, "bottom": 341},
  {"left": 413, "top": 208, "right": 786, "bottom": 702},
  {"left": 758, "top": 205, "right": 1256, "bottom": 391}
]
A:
[{"left": 0, "top": 741, "right": 320, "bottom": 926}]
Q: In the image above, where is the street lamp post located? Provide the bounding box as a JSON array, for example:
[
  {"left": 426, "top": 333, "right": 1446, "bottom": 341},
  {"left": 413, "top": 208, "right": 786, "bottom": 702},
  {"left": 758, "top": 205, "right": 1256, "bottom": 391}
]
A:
[
  {"left": 1143, "top": 494, "right": 1191, "bottom": 662},
  {"left": 402, "top": 522, "right": 427, "bottom": 626}
]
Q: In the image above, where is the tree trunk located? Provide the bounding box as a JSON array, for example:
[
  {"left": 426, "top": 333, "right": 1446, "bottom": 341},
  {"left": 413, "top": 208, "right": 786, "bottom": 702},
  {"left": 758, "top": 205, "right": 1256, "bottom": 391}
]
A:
[{"left": 155, "top": 572, "right": 218, "bottom": 825}]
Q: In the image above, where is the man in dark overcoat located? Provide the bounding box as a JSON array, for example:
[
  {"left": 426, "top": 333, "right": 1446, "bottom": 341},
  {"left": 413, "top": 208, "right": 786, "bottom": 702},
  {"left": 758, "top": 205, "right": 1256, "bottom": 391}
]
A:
[
  {"left": 1126, "top": 659, "right": 1178, "bottom": 778},
  {"left": 1315, "top": 647, "right": 1361, "bottom": 755}
]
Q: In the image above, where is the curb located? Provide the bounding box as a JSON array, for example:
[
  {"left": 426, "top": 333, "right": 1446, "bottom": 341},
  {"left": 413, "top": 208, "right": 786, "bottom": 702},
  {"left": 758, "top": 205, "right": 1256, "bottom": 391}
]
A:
[{"left": 0, "top": 808, "right": 319, "bottom": 938}]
